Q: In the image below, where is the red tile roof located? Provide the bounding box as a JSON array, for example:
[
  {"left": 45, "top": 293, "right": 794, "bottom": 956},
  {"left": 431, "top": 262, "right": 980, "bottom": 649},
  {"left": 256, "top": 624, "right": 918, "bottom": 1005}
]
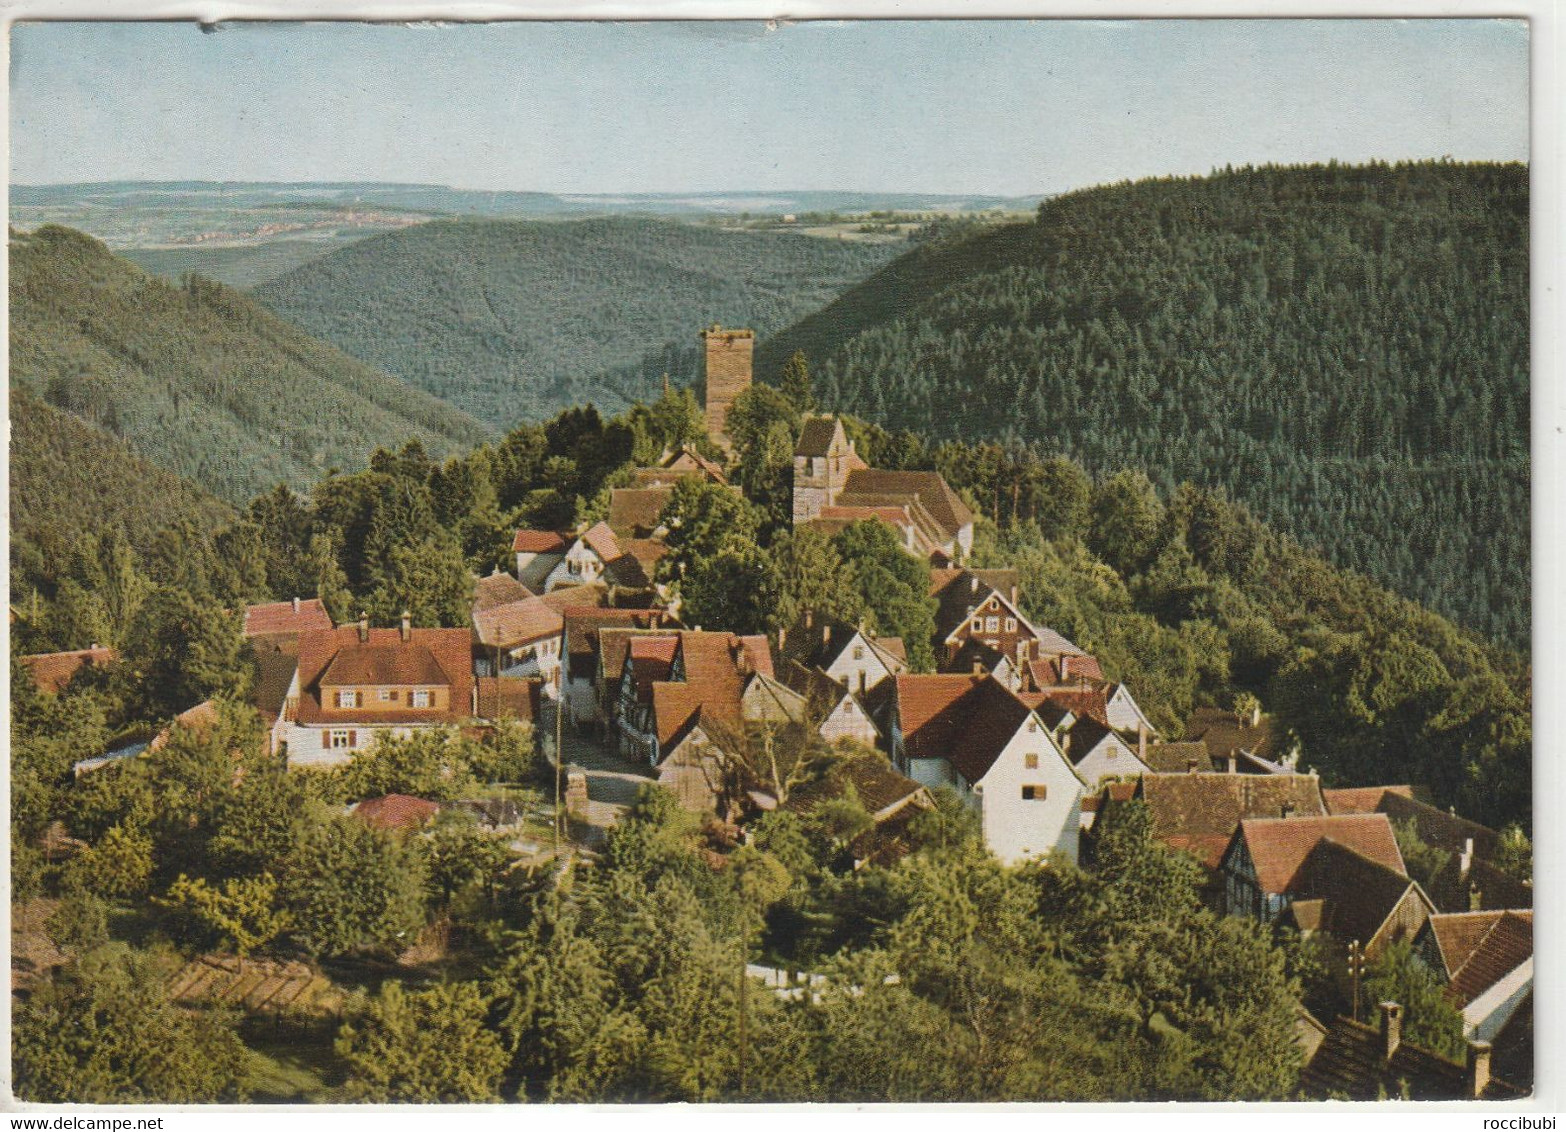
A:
[
  {"left": 628, "top": 636, "right": 681, "bottom": 704},
  {"left": 1322, "top": 785, "right": 1417, "bottom": 813},
  {"left": 608, "top": 487, "right": 673, "bottom": 536},
  {"left": 294, "top": 627, "right": 473, "bottom": 726},
  {"left": 1293, "top": 839, "right": 1430, "bottom": 948},
  {"left": 475, "top": 676, "right": 542, "bottom": 724},
  {"left": 1236, "top": 813, "right": 1405, "bottom": 893},
  {"left": 1444, "top": 912, "right": 1532, "bottom": 1007},
  {"left": 242, "top": 598, "right": 334, "bottom": 638},
  {"left": 472, "top": 595, "right": 564, "bottom": 649},
  {"left": 148, "top": 700, "right": 222, "bottom": 753},
  {"left": 841, "top": 468, "right": 973, "bottom": 538},
  {"left": 512, "top": 529, "right": 568, "bottom": 554},
  {"left": 351, "top": 794, "right": 441, "bottom": 833},
  {"left": 472, "top": 572, "right": 534, "bottom": 613},
  {"left": 1136, "top": 772, "right": 1328, "bottom": 868},
  {"left": 579, "top": 521, "right": 623, "bottom": 564},
  {"left": 1428, "top": 854, "right": 1533, "bottom": 914},
  {"left": 18, "top": 646, "right": 118, "bottom": 694},
  {"left": 1300, "top": 1013, "right": 1524, "bottom": 1100},
  {"left": 895, "top": 673, "right": 1037, "bottom": 784}
]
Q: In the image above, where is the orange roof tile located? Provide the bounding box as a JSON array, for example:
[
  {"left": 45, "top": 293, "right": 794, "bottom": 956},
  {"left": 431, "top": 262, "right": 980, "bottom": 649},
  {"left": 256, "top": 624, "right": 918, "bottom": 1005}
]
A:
[
  {"left": 472, "top": 572, "right": 534, "bottom": 612},
  {"left": 295, "top": 627, "right": 472, "bottom": 726},
  {"left": 351, "top": 794, "right": 441, "bottom": 833},
  {"left": 472, "top": 595, "right": 564, "bottom": 649},
  {"left": 242, "top": 598, "right": 334, "bottom": 638},
  {"left": 512, "top": 529, "right": 568, "bottom": 554},
  {"left": 18, "top": 646, "right": 118, "bottom": 694},
  {"left": 1236, "top": 813, "right": 1404, "bottom": 893},
  {"left": 1445, "top": 912, "right": 1532, "bottom": 1007}
]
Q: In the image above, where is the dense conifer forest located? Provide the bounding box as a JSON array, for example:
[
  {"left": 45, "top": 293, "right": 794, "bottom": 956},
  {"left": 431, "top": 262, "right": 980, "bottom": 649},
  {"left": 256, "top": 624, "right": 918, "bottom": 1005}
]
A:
[
  {"left": 251, "top": 217, "right": 902, "bottom": 426},
  {"left": 757, "top": 162, "right": 1530, "bottom": 649},
  {"left": 8, "top": 225, "right": 493, "bottom": 506}
]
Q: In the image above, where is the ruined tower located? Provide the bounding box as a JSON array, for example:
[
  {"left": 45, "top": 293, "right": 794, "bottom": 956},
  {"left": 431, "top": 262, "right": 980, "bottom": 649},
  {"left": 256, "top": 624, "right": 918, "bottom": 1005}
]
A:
[{"left": 700, "top": 325, "right": 753, "bottom": 449}]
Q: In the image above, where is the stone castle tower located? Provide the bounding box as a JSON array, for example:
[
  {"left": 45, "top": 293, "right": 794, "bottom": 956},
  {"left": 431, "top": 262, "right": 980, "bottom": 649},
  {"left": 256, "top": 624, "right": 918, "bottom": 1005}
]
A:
[{"left": 700, "top": 325, "right": 753, "bottom": 449}]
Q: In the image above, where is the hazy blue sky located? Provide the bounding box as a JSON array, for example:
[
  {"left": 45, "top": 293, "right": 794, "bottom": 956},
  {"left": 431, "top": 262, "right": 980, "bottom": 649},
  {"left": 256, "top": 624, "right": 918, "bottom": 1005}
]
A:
[{"left": 9, "top": 19, "right": 1529, "bottom": 194}]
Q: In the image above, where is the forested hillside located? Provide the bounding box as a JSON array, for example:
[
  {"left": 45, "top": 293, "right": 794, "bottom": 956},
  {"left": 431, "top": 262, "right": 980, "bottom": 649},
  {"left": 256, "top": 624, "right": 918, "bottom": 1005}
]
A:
[
  {"left": 9, "top": 386, "right": 236, "bottom": 604},
  {"left": 251, "top": 217, "right": 901, "bottom": 426},
  {"left": 757, "top": 162, "right": 1530, "bottom": 649},
  {"left": 8, "top": 226, "right": 494, "bottom": 506}
]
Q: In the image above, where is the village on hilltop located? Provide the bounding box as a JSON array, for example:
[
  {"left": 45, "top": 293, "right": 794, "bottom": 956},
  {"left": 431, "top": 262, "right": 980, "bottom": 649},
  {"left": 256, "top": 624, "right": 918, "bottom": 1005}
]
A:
[{"left": 16, "top": 325, "right": 1533, "bottom": 1102}]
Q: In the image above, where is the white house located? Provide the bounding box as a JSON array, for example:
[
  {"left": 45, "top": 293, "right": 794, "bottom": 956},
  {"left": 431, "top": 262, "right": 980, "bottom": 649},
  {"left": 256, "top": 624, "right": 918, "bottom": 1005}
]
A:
[
  {"left": 888, "top": 673, "right": 1082, "bottom": 865},
  {"left": 777, "top": 613, "right": 906, "bottom": 698}
]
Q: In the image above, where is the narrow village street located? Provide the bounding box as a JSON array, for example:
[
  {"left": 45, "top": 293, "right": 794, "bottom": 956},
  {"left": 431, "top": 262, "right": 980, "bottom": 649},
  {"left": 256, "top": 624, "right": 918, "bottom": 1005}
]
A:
[{"left": 540, "top": 702, "right": 655, "bottom": 829}]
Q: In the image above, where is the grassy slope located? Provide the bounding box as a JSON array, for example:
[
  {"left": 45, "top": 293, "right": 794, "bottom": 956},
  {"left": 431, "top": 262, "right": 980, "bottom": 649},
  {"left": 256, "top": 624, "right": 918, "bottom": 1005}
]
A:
[
  {"left": 252, "top": 217, "right": 903, "bottom": 427},
  {"left": 9, "top": 225, "right": 494, "bottom": 506},
  {"left": 758, "top": 162, "right": 1530, "bottom": 649}
]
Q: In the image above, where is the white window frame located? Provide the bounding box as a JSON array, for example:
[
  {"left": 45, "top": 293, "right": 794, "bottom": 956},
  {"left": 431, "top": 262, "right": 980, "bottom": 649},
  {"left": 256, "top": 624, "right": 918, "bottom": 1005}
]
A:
[
  {"left": 1004, "top": 618, "right": 1017, "bottom": 633},
  {"left": 329, "top": 729, "right": 353, "bottom": 749},
  {"left": 985, "top": 616, "right": 1000, "bottom": 633},
  {"left": 337, "top": 689, "right": 360, "bottom": 708},
  {"left": 411, "top": 689, "right": 432, "bottom": 708},
  {"left": 378, "top": 689, "right": 394, "bottom": 703}
]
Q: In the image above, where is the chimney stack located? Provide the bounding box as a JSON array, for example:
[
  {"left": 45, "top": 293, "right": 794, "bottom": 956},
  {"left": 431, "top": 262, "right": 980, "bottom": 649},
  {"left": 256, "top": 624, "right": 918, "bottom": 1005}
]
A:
[
  {"left": 1138, "top": 724, "right": 1148, "bottom": 763},
  {"left": 292, "top": 596, "right": 301, "bottom": 613},
  {"left": 822, "top": 621, "right": 831, "bottom": 646},
  {"left": 777, "top": 626, "right": 786, "bottom": 652},
  {"left": 1466, "top": 1041, "right": 1492, "bottom": 1098},
  {"left": 1251, "top": 703, "right": 1262, "bottom": 728},
  {"left": 1011, "top": 584, "right": 1019, "bottom": 606},
  {"left": 358, "top": 614, "right": 369, "bottom": 643},
  {"left": 1378, "top": 1002, "right": 1403, "bottom": 1059},
  {"left": 400, "top": 610, "right": 412, "bottom": 642},
  {"left": 970, "top": 574, "right": 980, "bottom": 594},
  {"left": 1227, "top": 754, "right": 1238, "bottom": 774},
  {"left": 804, "top": 609, "right": 814, "bottom": 630},
  {"left": 972, "top": 660, "right": 985, "bottom": 675},
  {"left": 1281, "top": 800, "right": 1296, "bottom": 819},
  {"left": 1459, "top": 837, "right": 1475, "bottom": 880}
]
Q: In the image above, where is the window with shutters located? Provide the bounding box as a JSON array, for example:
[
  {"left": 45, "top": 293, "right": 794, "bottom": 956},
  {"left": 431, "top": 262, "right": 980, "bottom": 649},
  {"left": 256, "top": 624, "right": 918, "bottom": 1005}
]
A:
[
  {"left": 336, "top": 690, "right": 360, "bottom": 708},
  {"left": 378, "top": 689, "right": 394, "bottom": 702},
  {"left": 411, "top": 689, "right": 432, "bottom": 708},
  {"left": 329, "top": 729, "right": 354, "bottom": 749}
]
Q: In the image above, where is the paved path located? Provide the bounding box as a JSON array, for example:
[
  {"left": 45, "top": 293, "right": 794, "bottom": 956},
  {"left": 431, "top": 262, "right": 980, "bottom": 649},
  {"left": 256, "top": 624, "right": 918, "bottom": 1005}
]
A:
[{"left": 541, "top": 703, "right": 656, "bottom": 812}]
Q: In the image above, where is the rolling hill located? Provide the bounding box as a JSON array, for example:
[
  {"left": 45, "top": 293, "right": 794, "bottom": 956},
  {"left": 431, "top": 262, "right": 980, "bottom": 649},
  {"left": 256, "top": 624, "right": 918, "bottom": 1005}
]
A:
[
  {"left": 251, "top": 216, "right": 904, "bottom": 426},
  {"left": 8, "top": 225, "right": 494, "bottom": 506},
  {"left": 757, "top": 162, "right": 1530, "bottom": 650}
]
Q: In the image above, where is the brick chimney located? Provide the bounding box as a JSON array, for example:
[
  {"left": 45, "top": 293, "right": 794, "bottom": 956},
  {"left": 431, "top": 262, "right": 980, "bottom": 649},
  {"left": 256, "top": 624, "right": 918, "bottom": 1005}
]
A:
[
  {"left": 400, "top": 610, "right": 412, "bottom": 642},
  {"left": 358, "top": 614, "right": 369, "bottom": 643},
  {"left": 1378, "top": 1002, "right": 1403, "bottom": 1059},
  {"left": 1466, "top": 1040, "right": 1492, "bottom": 1098},
  {"left": 1459, "top": 837, "right": 1475, "bottom": 881}
]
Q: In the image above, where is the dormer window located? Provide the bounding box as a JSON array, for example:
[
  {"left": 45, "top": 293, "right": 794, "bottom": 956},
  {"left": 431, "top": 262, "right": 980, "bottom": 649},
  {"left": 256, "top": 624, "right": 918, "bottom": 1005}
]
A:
[{"left": 335, "top": 690, "right": 360, "bottom": 709}]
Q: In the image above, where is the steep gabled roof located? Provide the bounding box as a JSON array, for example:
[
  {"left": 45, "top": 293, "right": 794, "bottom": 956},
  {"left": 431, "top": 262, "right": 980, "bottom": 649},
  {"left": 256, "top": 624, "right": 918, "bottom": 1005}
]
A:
[
  {"left": 626, "top": 636, "right": 681, "bottom": 704},
  {"left": 795, "top": 415, "right": 847, "bottom": 458},
  {"left": 472, "top": 595, "right": 564, "bottom": 649},
  {"left": 660, "top": 444, "right": 729, "bottom": 483},
  {"left": 473, "top": 572, "right": 534, "bottom": 613},
  {"left": 1322, "top": 784, "right": 1418, "bottom": 814},
  {"left": 1142, "top": 740, "right": 1211, "bottom": 774},
  {"left": 1137, "top": 772, "right": 1328, "bottom": 869},
  {"left": 243, "top": 597, "right": 334, "bottom": 638},
  {"left": 512, "top": 529, "right": 568, "bottom": 554},
  {"left": 1235, "top": 813, "right": 1405, "bottom": 894},
  {"left": 1184, "top": 705, "right": 1282, "bottom": 761},
  {"left": 250, "top": 640, "right": 301, "bottom": 728},
  {"left": 321, "top": 643, "right": 453, "bottom": 687},
  {"left": 578, "top": 520, "right": 622, "bottom": 564},
  {"left": 782, "top": 752, "right": 931, "bottom": 821},
  {"left": 895, "top": 673, "right": 1041, "bottom": 784},
  {"left": 598, "top": 628, "right": 679, "bottom": 684},
  {"left": 1444, "top": 912, "right": 1533, "bottom": 1007},
  {"left": 1428, "top": 854, "right": 1533, "bottom": 914},
  {"left": 1376, "top": 791, "right": 1501, "bottom": 858},
  {"left": 608, "top": 487, "right": 673, "bottom": 536},
  {"left": 1294, "top": 838, "right": 1430, "bottom": 945},
  {"left": 841, "top": 468, "right": 973, "bottom": 538}
]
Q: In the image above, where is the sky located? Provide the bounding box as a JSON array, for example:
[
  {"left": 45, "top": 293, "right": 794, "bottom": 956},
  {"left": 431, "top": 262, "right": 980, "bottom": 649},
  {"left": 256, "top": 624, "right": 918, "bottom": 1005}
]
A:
[{"left": 7, "top": 19, "right": 1530, "bottom": 195}]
